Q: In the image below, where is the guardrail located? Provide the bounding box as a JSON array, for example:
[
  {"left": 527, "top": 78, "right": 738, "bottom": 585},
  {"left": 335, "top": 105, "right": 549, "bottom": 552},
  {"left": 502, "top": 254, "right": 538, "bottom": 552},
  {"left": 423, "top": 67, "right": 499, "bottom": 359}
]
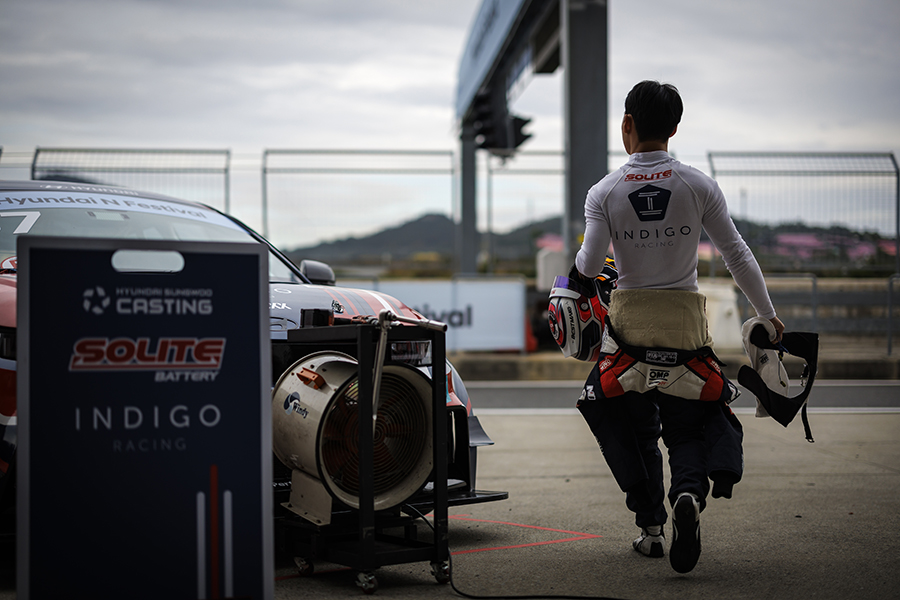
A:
[
  {"left": 736, "top": 273, "right": 819, "bottom": 333},
  {"left": 735, "top": 274, "right": 900, "bottom": 355}
]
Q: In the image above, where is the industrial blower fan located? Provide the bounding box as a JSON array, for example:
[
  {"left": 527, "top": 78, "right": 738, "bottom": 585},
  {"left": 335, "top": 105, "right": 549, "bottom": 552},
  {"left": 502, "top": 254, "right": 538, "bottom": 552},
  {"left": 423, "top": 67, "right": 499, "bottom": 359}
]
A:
[{"left": 272, "top": 351, "right": 434, "bottom": 525}]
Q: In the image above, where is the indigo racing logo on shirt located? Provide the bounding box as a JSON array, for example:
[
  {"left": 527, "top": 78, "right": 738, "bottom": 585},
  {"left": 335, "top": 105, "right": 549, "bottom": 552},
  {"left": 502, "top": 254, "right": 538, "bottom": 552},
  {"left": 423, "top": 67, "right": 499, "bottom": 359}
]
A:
[{"left": 628, "top": 184, "right": 672, "bottom": 222}]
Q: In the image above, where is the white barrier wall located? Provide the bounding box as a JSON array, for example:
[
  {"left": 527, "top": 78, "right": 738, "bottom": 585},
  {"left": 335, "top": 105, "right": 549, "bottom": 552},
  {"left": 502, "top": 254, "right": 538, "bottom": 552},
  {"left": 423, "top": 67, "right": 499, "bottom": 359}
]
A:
[
  {"left": 698, "top": 279, "right": 744, "bottom": 352},
  {"left": 340, "top": 276, "right": 740, "bottom": 354},
  {"left": 340, "top": 277, "right": 526, "bottom": 353},
  {"left": 535, "top": 249, "right": 568, "bottom": 292}
]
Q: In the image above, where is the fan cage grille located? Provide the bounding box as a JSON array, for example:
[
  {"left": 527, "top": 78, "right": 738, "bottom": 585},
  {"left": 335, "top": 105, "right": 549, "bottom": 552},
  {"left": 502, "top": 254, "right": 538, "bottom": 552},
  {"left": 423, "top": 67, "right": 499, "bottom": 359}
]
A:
[{"left": 320, "top": 372, "right": 429, "bottom": 497}]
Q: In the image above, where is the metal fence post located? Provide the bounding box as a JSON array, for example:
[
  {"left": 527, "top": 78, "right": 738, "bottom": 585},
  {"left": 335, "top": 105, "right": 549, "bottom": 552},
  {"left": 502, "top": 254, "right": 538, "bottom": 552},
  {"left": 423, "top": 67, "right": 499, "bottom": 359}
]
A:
[
  {"left": 890, "top": 153, "right": 899, "bottom": 275},
  {"left": 486, "top": 154, "right": 493, "bottom": 274},
  {"left": 707, "top": 152, "right": 717, "bottom": 279},
  {"left": 890, "top": 274, "right": 899, "bottom": 356},
  {"left": 261, "top": 150, "right": 270, "bottom": 240},
  {"left": 29, "top": 147, "right": 39, "bottom": 180},
  {"left": 224, "top": 150, "right": 231, "bottom": 215},
  {"left": 811, "top": 274, "right": 818, "bottom": 333}
]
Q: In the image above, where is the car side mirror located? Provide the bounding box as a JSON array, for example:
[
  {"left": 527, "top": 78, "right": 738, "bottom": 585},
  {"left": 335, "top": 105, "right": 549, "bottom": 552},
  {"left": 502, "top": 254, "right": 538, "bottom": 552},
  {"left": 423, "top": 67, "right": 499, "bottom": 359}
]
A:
[{"left": 299, "top": 259, "right": 336, "bottom": 286}]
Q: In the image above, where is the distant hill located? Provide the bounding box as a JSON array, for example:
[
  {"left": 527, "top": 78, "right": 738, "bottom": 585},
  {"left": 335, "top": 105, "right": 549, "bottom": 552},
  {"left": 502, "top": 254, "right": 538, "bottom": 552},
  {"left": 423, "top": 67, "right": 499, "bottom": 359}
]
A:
[
  {"left": 284, "top": 211, "right": 896, "bottom": 277},
  {"left": 285, "top": 213, "right": 563, "bottom": 264},
  {"left": 490, "top": 215, "right": 561, "bottom": 259}
]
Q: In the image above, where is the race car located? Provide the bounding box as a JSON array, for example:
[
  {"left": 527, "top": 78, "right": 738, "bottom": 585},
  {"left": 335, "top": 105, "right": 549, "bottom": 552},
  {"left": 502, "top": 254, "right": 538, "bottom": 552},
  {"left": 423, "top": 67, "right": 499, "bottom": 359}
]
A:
[{"left": 0, "top": 179, "right": 505, "bottom": 525}]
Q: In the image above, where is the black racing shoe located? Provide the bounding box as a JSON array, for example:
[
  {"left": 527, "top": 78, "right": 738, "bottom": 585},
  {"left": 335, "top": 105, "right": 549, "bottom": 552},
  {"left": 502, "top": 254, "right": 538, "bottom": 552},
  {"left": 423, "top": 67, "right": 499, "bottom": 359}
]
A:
[
  {"left": 633, "top": 525, "right": 665, "bottom": 558},
  {"left": 670, "top": 493, "right": 701, "bottom": 573}
]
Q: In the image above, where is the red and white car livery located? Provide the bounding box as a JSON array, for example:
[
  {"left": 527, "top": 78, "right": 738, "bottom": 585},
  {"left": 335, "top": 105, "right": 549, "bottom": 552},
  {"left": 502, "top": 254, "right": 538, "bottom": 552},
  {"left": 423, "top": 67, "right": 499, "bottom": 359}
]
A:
[{"left": 0, "top": 180, "right": 494, "bottom": 512}]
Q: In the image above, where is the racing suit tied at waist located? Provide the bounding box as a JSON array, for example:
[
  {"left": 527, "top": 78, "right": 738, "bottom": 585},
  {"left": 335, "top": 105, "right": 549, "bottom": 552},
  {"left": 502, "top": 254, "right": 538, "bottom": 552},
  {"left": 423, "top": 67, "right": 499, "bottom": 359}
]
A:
[
  {"left": 606, "top": 289, "right": 713, "bottom": 351},
  {"left": 592, "top": 289, "right": 739, "bottom": 403}
]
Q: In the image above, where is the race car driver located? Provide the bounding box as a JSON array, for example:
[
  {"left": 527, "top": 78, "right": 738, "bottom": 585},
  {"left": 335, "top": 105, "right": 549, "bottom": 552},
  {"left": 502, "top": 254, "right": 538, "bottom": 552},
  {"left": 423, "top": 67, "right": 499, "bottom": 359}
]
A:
[{"left": 574, "top": 80, "right": 784, "bottom": 573}]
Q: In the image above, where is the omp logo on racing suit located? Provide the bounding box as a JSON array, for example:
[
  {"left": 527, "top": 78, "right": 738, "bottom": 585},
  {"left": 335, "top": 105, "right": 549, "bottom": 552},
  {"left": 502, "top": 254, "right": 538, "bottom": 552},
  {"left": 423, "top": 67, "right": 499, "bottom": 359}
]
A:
[
  {"left": 69, "top": 337, "right": 225, "bottom": 371},
  {"left": 628, "top": 184, "right": 672, "bottom": 222},
  {"left": 648, "top": 369, "right": 671, "bottom": 387}
]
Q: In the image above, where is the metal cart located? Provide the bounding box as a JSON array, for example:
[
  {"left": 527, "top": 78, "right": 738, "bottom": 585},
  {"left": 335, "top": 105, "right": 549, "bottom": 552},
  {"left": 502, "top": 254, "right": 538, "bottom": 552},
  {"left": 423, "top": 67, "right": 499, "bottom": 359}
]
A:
[{"left": 272, "top": 311, "right": 503, "bottom": 593}]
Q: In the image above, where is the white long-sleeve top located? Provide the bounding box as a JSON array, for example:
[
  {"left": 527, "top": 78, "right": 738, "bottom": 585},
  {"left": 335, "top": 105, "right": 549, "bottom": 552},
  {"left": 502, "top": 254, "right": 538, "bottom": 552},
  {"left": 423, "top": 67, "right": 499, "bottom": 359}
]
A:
[{"left": 575, "top": 151, "right": 776, "bottom": 320}]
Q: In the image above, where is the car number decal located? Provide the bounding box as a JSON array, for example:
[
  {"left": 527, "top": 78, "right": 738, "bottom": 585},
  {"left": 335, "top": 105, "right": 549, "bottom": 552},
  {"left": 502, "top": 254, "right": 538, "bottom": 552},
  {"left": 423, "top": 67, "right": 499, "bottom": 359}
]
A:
[{"left": 0, "top": 211, "right": 41, "bottom": 234}]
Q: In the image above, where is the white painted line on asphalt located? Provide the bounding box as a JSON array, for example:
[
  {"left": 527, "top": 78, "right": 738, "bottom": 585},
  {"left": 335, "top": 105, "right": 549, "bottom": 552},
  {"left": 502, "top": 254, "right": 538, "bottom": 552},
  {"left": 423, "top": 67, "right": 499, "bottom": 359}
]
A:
[
  {"left": 811, "top": 380, "right": 900, "bottom": 387},
  {"left": 467, "top": 380, "right": 585, "bottom": 388},
  {"left": 731, "top": 407, "right": 900, "bottom": 414},
  {"left": 476, "top": 408, "right": 580, "bottom": 416},
  {"left": 784, "top": 407, "right": 900, "bottom": 414},
  {"left": 475, "top": 407, "right": 900, "bottom": 416},
  {"left": 467, "top": 380, "right": 900, "bottom": 389}
]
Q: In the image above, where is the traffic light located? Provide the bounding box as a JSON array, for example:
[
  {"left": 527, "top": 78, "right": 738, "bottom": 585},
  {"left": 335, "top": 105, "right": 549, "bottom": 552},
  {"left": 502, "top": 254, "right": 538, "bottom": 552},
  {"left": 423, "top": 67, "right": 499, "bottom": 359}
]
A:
[
  {"left": 467, "top": 91, "right": 532, "bottom": 155},
  {"left": 470, "top": 91, "right": 508, "bottom": 151},
  {"left": 509, "top": 115, "right": 532, "bottom": 150}
]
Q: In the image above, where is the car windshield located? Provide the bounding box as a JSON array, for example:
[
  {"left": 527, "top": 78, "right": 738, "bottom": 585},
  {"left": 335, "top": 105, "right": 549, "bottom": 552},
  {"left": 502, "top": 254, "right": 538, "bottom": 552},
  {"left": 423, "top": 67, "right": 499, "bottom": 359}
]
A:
[{"left": 0, "top": 190, "right": 303, "bottom": 283}]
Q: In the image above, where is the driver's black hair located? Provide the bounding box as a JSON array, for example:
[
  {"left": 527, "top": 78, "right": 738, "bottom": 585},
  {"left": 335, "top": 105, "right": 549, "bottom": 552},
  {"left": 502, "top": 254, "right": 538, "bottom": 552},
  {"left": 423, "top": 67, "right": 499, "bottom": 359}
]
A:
[{"left": 624, "top": 80, "right": 683, "bottom": 143}]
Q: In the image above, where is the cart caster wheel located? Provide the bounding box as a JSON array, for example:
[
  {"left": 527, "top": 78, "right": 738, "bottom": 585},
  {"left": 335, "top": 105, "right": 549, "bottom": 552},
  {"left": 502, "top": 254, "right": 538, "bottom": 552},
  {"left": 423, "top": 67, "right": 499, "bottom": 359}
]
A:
[
  {"left": 431, "top": 560, "right": 450, "bottom": 584},
  {"left": 356, "top": 571, "right": 379, "bottom": 594},
  {"left": 293, "top": 557, "right": 314, "bottom": 576}
]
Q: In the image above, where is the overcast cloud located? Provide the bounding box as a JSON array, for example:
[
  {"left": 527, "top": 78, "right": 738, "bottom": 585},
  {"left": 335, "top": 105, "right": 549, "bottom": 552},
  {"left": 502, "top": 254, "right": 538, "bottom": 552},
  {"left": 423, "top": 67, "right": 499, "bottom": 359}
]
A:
[
  {"left": 1, "top": 0, "right": 898, "bottom": 244},
  {"left": 0, "top": 0, "right": 478, "bottom": 148}
]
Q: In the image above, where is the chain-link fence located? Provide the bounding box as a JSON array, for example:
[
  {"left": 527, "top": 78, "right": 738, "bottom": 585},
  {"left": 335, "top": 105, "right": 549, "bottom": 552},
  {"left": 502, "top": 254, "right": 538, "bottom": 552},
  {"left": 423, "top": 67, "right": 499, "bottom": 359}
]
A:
[
  {"left": 484, "top": 150, "right": 630, "bottom": 231},
  {"left": 30, "top": 148, "right": 232, "bottom": 214},
  {"left": 484, "top": 150, "right": 563, "bottom": 263},
  {"left": 261, "top": 150, "right": 455, "bottom": 255},
  {"left": 5, "top": 147, "right": 897, "bottom": 278},
  {"left": 6, "top": 145, "right": 899, "bottom": 344},
  {"left": 482, "top": 150, "right": 634, "bottom": 269},
  {"left": 708, "top": 152, "right": 899, "bottom": 276}
]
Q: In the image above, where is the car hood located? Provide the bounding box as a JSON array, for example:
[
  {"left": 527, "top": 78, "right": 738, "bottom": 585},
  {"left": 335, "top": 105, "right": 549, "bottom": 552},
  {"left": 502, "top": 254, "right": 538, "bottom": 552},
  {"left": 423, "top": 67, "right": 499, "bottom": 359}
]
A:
[{"left": 268, "top": 281, "right": 420, "bottom": 333}]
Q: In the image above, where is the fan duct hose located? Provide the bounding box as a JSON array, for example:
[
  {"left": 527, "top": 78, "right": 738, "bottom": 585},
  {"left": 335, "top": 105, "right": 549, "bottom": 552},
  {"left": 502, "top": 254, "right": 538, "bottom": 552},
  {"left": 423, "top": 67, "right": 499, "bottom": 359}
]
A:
[{"left": 272, "top": 352, "right": 434, "bottom": 512}]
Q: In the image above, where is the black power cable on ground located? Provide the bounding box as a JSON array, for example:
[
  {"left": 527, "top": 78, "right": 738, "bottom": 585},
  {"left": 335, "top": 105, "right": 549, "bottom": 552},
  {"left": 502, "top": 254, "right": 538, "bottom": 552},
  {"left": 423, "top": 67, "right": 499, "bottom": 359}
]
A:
[{"left": 402, "top": 504, "right": 630, "bottom": 600}]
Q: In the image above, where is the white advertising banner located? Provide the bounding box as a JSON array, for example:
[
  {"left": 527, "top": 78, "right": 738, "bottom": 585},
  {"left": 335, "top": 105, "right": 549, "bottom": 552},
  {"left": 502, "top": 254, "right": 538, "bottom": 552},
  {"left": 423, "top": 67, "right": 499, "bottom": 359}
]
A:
[{"left": 341, "top": 277, "right": 526, "bottom": 352}]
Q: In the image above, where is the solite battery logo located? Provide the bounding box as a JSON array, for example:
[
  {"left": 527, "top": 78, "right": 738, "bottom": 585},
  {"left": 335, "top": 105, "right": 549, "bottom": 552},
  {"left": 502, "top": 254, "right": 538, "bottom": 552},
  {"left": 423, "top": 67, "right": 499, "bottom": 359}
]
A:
[{"left": 69, "top": 337, "right": 226, "bottom": 372}]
